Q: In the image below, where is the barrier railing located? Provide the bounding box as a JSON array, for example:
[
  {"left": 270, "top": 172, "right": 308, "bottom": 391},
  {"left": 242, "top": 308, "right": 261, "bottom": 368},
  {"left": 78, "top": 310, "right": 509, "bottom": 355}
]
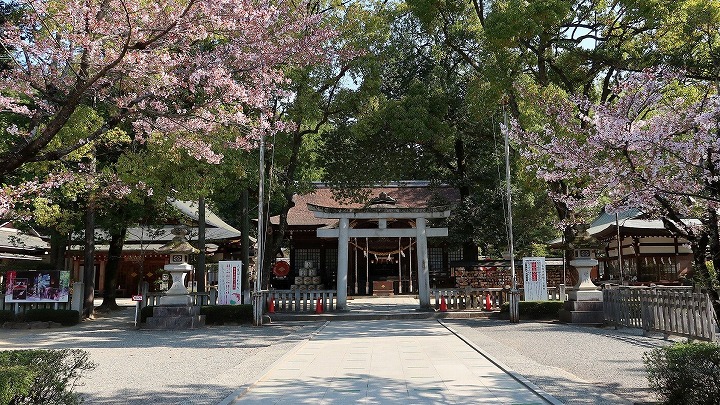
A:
[
  {"left": 430, "top": 285, "right": 568, "bottom": 310},
  {"left": 603, "top": 286, "right": 716, "bottom": 341},
  {"left": 263, "top": 290, "right": 337, "bottom": 313}
]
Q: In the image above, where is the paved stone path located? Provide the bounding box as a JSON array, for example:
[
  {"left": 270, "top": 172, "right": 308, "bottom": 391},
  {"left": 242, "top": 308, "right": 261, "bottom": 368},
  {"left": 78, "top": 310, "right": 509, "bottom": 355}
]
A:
[
  {"left": 226, "top": 319, "right": 559, "bottom": 404},
  {"left": 1, "top": 297, "right": 675, "bottom": 404}
]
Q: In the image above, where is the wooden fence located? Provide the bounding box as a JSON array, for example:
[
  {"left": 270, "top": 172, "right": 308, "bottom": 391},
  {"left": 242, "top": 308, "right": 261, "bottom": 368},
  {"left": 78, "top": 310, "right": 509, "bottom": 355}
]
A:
[
  {"left": 141, "top": 287, "right": 338, "bottom": 314},
  {"left": 430, "top": 285, "right": 568, "bottom": 310},
  {"left": 262, "top": 290, "right": 337, "bottom": 313},
  {"left": 603, "top": 286, "right": 717, "bottom": 341}
]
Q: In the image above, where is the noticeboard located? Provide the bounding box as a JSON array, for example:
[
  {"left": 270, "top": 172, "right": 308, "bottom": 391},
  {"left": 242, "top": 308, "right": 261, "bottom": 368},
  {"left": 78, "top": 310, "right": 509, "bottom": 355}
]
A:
[
  {"left": 217, "top": 261, "right": 243, "bottom": 305},
  {"left": 5, "top": 270, "right": 70, "bottom": 303},
  {"left": 522, "top": 257, "right": 548, "bottom": 301}
]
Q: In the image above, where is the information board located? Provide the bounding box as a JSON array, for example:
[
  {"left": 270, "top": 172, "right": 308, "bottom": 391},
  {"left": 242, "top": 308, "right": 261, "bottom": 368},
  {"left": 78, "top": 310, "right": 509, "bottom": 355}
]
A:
[
  {"left": 522, "top": 257, "right": 548, "bottom": 301},
  {"left": 217, "top": 261, "right": 243, "bottom": 305},
  {"left": 5, "top": 270, "right": 70, "bottom": 303}
]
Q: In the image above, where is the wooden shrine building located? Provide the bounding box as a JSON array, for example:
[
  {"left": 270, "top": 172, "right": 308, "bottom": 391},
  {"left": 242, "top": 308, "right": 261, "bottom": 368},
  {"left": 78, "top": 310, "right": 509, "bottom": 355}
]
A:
[
  {"left": 588, "top": 209, "right": 697, "bottom": 285},
  {"left": 269, "top": 182, "right": 461, "bottom": 307}
]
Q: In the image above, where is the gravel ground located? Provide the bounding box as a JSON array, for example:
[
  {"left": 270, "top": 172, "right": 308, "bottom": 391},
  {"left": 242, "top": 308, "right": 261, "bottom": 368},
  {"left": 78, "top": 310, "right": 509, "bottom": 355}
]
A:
[
  {"left": 1, "top": 306, "right": 685, "bottom": 405},
  {"left": 0, "top": 306, "right": 320, "bottom": 405},
  {"left": 443, "top": 319, "right": 683, "bottom": 405}
]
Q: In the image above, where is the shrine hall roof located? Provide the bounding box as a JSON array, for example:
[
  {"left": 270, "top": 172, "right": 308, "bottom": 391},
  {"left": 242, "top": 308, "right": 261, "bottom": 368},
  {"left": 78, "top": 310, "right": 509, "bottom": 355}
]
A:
[{"left": 271, "top": 182, "right": 460, "bottom": 227}]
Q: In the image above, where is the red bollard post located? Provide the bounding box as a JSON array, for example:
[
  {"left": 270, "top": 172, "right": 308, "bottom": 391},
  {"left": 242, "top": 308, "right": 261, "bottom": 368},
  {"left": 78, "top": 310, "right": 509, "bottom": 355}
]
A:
[
  {"left": 268, "top": 295, "right": 275, "bottom": 314},
  {"left": 315, "top": 297, "right": 324, "bottom": 314},
  {"left": 485, "top": 293, "right": 492, "bottom": 311}
]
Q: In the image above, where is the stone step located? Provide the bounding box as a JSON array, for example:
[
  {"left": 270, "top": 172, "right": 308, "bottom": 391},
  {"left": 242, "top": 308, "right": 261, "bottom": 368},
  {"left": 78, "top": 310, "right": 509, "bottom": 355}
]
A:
[
  {"left": 152, "top": 305, "right": 201, "bottom": 317},
  {"left": 559, "top": 309, "right": 604, "bottom": 325},
  {"left": 563, "top": 300, "right": 604, "bottom": 312},
  {"left": 144, "top": 315, "right": 206, "bottom": 330},
  {"left": 143, "top": 305, "right": 206, "bottom": 329}
]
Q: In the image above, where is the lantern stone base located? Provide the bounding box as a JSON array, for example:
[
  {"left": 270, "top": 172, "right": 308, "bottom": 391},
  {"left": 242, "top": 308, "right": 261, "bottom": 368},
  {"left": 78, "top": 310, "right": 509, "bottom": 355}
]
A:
[
  {"left": 144, "top": 306, "right": 205, "bottom": 330},
  {"left": 559, "top": 300, "right": 604, "bottom": 324},
  {"left": 568, "top": 289, "right": 603, "bottom": 302}
]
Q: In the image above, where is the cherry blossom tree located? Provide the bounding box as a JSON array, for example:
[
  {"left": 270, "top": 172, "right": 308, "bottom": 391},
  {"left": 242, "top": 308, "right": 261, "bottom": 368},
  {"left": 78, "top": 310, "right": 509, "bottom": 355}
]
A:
[
  {"left": 0, "top": 0, "right": 332, "bottom": 214},
  {"left": 506, "top": 70, "right": 720, "bottom": 309}
]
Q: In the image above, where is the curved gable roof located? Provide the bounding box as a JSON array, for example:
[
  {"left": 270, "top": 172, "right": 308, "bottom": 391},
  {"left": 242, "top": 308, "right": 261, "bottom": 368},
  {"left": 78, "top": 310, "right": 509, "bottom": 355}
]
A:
[{"left": 272, "top": 182, "right": 460, "bottom": 227}]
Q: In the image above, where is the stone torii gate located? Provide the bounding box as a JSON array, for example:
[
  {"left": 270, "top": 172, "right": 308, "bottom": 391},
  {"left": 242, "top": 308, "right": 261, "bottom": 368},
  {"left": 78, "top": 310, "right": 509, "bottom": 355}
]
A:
[{"left": 307, "top": 202, "right": 450, "bottom": 310}]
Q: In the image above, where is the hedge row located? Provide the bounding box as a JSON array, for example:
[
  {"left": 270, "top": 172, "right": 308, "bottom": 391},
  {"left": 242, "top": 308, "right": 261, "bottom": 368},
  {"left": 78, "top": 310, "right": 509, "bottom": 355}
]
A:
[
  {"left": 0, "top": 309, "right": 80, "bottom": 326},
  {"left": 0, "top": 349, "right": 95, "bottom": 404},
  {"left": 141, "top": 305, "right": 253, "bottom": 325},
  {"left": 499, "top": 301, "right": 564, "bottom": 319},
  {"left": 644, "top": 341, "right": 720, "bottom": 404}
]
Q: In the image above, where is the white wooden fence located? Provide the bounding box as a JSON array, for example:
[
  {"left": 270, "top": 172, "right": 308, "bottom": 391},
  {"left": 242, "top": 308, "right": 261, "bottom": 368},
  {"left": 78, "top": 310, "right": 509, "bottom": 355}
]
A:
[
  {"left": 140, "top": 286, "right": 338, "bottom": 314},
  {"left": 603, "top": 286, "right": 717, "bottom": 341},
  {"left": 262, "top": 290, "right": 337, "bottom": 313},
  {"left": 430, "top": 285, "right": 568, "bottom": 310}
]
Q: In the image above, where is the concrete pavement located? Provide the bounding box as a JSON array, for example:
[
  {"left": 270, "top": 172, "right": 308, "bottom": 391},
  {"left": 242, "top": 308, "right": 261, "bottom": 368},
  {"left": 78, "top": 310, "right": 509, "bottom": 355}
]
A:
[
  {"left": 223, "top": 319, "right": 560, "bottom": 404},
  {"left": 1, "top": 296, "right": 670, "bottom": 404}
]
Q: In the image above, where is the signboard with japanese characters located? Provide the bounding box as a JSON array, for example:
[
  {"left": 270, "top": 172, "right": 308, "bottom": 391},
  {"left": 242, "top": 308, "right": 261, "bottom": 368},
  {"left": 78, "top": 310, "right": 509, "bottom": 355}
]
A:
[
  {"left": 217, "top": 261, "right": 243, "bottom": 305},
  {"left": 522, "top": 257, "right": 547, "bottom": 301}
]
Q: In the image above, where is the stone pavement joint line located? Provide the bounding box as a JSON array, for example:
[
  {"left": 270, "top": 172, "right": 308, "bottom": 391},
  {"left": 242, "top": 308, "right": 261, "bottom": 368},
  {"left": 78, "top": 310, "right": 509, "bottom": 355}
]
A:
[{"left": 225, "top": 319, "right": 561, "bottom": 404}]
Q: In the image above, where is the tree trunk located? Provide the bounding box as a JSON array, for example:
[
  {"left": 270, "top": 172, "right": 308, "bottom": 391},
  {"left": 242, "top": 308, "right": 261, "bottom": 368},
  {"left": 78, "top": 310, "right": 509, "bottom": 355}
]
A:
[
  {"left": 83, "top": 198, "right": 95, "bottom": 319},
  {"left": 454, "top": 136, "right": 478, "bottom": 261},
  {"left": 242, "top": 188, "right": 250, "bottom": 295},
  {"left": 97, "top": 227, "right": 127, "bottom": 311},
  {"left": 196, "top": 196, "right": 206, "bottom": 294},
  {"left": 264, "top": 129, "right": 303, "bottom": 288},
  {"left": 705, "top": 209, "right": 720, "bottom": 318},
  {"left": 49, "top": 230, "right": 68, "bottom": 271}
]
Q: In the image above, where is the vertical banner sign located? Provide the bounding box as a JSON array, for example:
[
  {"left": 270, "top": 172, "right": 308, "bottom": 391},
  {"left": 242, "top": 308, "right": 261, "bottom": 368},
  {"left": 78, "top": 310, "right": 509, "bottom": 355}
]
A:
[
  {"left": 522, "top": 257, "right": 547, "bottom": 301},
  {"left": 218, "top": 261, "right": 243, "bottom": 305}
]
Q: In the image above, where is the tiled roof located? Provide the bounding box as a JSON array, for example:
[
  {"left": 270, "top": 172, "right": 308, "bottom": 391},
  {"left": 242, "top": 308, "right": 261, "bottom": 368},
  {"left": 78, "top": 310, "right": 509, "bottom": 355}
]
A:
[
  {"left": 272, "top": 182, "right": 460, "bottom": 226},
  {"left": 0, "top": 227, "right": 48, "bottom": 252},
  {"left": 168, "top": 199, "right": 248, "bottom": 240}
]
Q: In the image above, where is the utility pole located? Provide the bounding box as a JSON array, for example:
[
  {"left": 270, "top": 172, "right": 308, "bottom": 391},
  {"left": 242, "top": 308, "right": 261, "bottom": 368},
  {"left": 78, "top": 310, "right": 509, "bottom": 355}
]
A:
[
  {"left": 504, "top": 107, "right": 520, "bottom": 323},
  {"left": 253, "top": 134, "right": 265, "bottom": 326}
]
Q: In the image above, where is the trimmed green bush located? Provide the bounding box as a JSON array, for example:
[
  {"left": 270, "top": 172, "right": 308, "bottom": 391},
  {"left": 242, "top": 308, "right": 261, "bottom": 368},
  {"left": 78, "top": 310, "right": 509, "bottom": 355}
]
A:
[
  {"left": 23, "top": 309, "right": 80, "bottom": 326},
  {"left": 0, "top": 310, "right": 15, "bottom": 323},
  {"left": 0, "top": 365, "right": 35, "bottom": 404},
  {"left": 200, "top": 305, "right": 253, "bottom": 325},
  {"left": 499, "top": 301, "right": 563, "bottom": 319},
  {"left": 0, "top": 349, "right": 96, "bottom": 404},
  {"left": 141, "top": 305, "right": 253, "bottom": 324},
  {"left": 644, "top": 341, "right": 720, "bottom": 405}
]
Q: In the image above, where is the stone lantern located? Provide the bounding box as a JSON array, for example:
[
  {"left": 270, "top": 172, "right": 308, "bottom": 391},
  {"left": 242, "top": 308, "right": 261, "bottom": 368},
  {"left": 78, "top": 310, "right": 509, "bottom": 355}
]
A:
[
  {"left": 156, "top": 227, "right": 199, "bottom": 306},
  {"left": 568, "top": 226, "right": 602, "bottom": 301},
  {"left": 144, "top": 226, "right": 205, "bottom": 329},
  {"left": 569, "top": 249, "right": 603, "bottom": 302},
  {"left": 560, "top": 226, "right": 604, "bottom": 324}
]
